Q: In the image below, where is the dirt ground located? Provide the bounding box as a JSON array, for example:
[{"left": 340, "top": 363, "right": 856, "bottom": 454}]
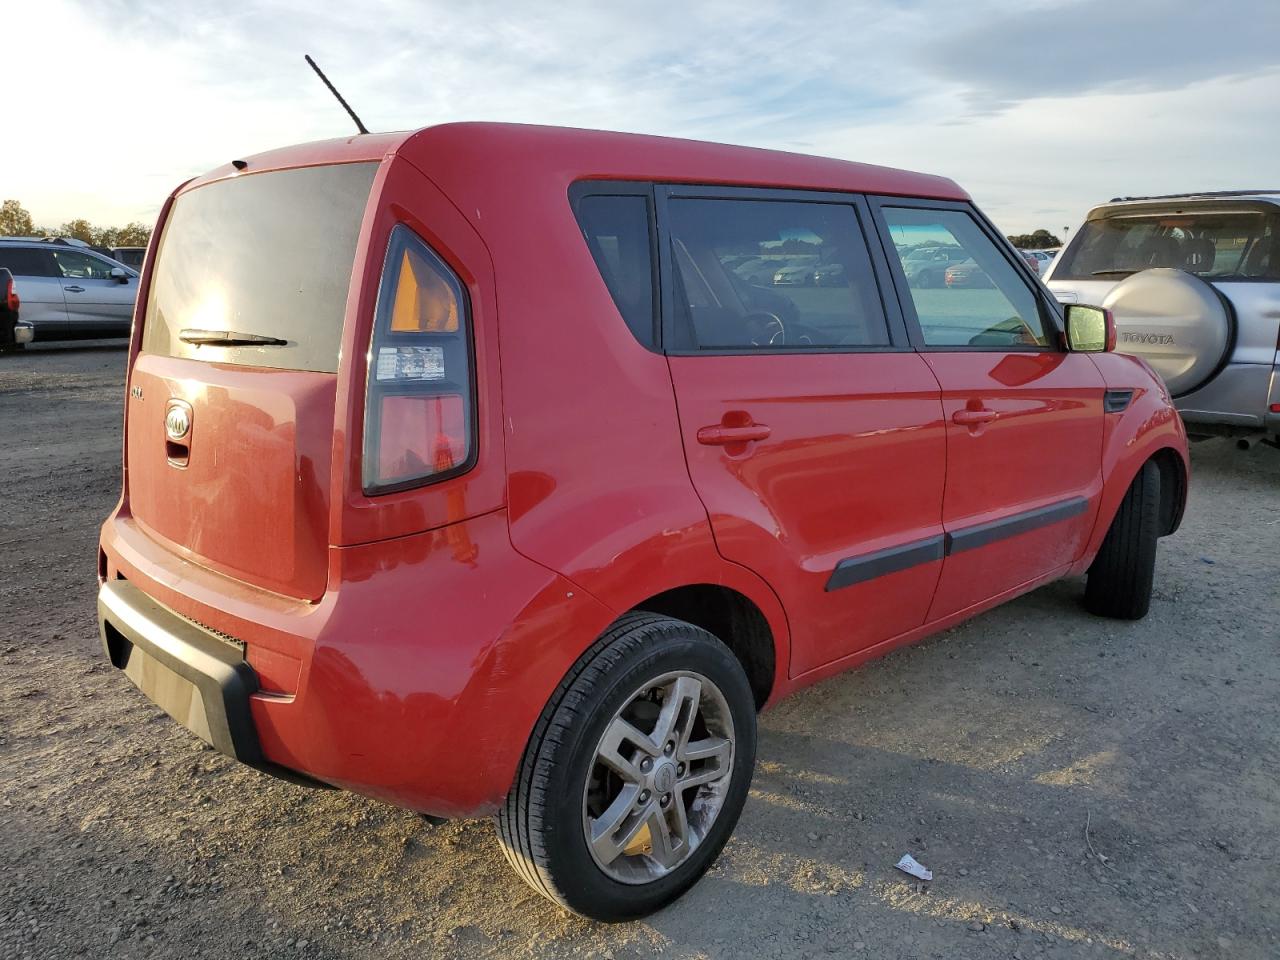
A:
[{"left": 2, "top": 342, "right": 1278, "bottom": 960}]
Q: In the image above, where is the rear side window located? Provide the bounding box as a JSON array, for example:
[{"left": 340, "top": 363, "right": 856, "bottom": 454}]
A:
[
  {"left": 666, "top": 198, "right": 890, "bottom": 351},
  {"left": 1054, "top": 208, "right": 1280, "bottom": 281},
  {"left": 883, "top": 207, "right": 1049, "bottom": 349},
  {"left": 573, "top": 194, "right": 657, "bottom": 347},
  {"left": 0, "top": 247, "right": 57, "bottom": 278},
  {"left": 142, "top": 162, "right": 378, "bottom": 373}
]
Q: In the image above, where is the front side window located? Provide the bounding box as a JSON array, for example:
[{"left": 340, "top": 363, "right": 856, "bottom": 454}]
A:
[
  {"left": 50, "top": 249, "right": 119, "bottom": 280},
  {"left": 883, "top": 207, "right": 1049, "bottom": 349},
  {"left": 574, "top": 194, "right": 656, "bottom": 347},
  {"left": 666, "top": 198, "right": 890, "bottom": 351}
]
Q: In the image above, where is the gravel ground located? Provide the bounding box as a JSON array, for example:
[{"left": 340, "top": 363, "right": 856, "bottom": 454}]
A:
[{"left": 2, "top": 342, "right": 1278, "bottom": 960}]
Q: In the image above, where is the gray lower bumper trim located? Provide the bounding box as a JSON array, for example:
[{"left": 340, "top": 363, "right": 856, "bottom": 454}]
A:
[{"left": 98, "top": 579, "right": 263, "bottom": 766}]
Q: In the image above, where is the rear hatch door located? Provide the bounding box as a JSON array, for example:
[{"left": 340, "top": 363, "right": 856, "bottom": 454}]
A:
[{"left": 126, "top": 161, "right": 378, "bottom": 601}]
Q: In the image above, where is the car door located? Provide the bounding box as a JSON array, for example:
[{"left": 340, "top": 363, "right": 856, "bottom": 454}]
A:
[
  {"left": 48, "top": 248, "right": 136, "bottom": 334},
  {"left": 872, "top": 199, "right": 1105, "bottom": 622},
  {"left": 0, "top": 246, "right": 68, "bottom": 333},
  {"left": 659, "top": 186, "right": 948, "bottom": 677}
]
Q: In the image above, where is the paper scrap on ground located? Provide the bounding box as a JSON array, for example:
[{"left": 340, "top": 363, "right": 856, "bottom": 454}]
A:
[{"left": 895, "top": 853, "right": 933, "bottom": 881}]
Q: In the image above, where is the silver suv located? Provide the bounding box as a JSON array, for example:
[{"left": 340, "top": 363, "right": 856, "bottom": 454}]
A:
[
  {"left": 0, "top": 238, "right": 137, "bottom": 343},
  {"left": 1044, "top": 191, "right": 1280, "bottom": 447}
]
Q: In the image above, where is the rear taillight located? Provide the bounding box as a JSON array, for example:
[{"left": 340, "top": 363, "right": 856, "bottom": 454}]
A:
[
  {"left": 362, "top": 225, "right": 474, "bottom": 495},
  {"left": 4, "top": 278, "right": 17, "bottom": 313}
]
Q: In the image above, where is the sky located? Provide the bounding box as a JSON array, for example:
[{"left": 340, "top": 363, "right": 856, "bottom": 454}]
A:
[{"left": 7, "top": 0, "right": 1280, "bottom": 236}]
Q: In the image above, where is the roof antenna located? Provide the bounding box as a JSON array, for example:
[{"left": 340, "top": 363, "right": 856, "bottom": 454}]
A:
[{"left": 304, "top": 54, "right": 369, "bottom": 135}]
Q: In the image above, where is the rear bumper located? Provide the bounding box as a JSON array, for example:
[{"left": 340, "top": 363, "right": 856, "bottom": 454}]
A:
[
  {"left": 98, "top": 579, "right": 322, "bottom": 786},
  {"left": 1175, "top": 361, "right": 1278, "bottom": 436},
  {"left": 98, "top": 509, "right": 614, "bottom": 817},
  {"left": 14, "top": 322, "right": 34, "bottom": 344}
]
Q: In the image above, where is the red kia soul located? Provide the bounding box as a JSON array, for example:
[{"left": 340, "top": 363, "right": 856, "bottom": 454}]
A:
[{"left": 99, "top": 123, "right": 1188, "bottom": 920}]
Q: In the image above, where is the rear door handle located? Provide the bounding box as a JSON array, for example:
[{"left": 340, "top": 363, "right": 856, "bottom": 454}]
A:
[
  {"left": 64, "top": 285, "right": 85, "bottom": 293},
  {"left": 697, "top": 423, "right": 771, "bottom": 445},
  {"left": 952, "top": 408, "right": 997, "bottom": 426}
]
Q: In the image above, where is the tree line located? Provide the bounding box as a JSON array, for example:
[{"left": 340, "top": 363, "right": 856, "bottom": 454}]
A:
[
  {"left": 0, "top": 199, "right": 152, "bottom": 249},
  {"left": 1006, "top": 229, "right": 1062, "bottom": 249}
]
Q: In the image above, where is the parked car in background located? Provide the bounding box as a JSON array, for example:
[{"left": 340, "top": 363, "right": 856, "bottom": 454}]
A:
[
  {"left": 1026, "top": 249, "right": 1057, "bottom": 273},
  {"left": 723, "top": 256, "right": 776, "bottom": 286},
  {"left": 900, "top": 245, "right": 966, "bottom": 287},
  {"left": 1, "top": 268, "right": 33, "bottom": 352},
  {"left": 772, "top": 259, "right": 818, "bottom": 285},
  {"left": 1045, "top": 191, "right": 1280, "bottom": 445},
  {"left": 1019, "top": 250, "right": 1041, "bottom": 274},
  {"left": 944, "top": 258, "right": 993, "bottom": 287},
  {"left": 110, "top": 246, "right": 147, "bottom": 271},
  {"left": 97, "top": 123, "right": 1188, "bottom": 923},
  {"left": 0, "top": 238, "right": 138, "bottom": 341},
  {"left": 813, "top": 261, "right": 847, "bottom": 286}
]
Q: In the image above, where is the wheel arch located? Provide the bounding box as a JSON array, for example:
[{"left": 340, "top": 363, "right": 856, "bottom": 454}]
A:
[
  {"left": 629, "top": 584, "right": 777, "bottom": 710},
  {"left": 1074, "top": 439, "right": 1189, "bottom": 576},
  {"left": 1149, "top": 445, "right": 1187, "bottom": 536}
]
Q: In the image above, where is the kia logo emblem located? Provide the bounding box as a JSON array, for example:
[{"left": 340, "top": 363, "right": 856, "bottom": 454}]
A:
[{"left": 165, "top": 401, "right": 192, "bottom": 441}]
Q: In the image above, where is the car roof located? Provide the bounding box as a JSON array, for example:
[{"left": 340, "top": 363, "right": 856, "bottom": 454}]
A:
[
  {"left": 1108, "top": 189, "right": 1280, "bottom": 203},
  {"left": 179, "top": 122, "right": 968, "bottom": 203},
  {"left": 0, "top": 237, "right": 98, "bottom": 248},
  {"left": 1086, "top": 191, "right": 1280, "bottom": 219}
]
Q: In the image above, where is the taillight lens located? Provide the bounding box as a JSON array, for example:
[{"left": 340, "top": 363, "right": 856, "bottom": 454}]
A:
[
  {"left": 363, "top": 225, "right": 474, "bottom": 494},
  {"left": 4, "top": 278, "right": 17, "bottom": 313}
]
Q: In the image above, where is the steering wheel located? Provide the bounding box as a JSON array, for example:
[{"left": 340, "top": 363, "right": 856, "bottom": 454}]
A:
[{"left": 745, "top": 311, "right": 787, "bottom": 347}]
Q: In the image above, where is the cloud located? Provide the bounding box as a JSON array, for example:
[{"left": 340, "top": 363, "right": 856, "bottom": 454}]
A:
[
  {"left": 923, "top": 0, "right": 1280, "bottom": 113},
  {"left": 7, "top": 0, "right": 1280, "bottom": 234}
]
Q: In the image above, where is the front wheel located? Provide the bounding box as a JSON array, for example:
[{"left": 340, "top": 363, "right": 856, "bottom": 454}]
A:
[
  {"left": 497, "top": 613, "right": 757, "bottom": 921},
  {"left": 1085, "top": 460, "right": 1161, "bottom": 619}
]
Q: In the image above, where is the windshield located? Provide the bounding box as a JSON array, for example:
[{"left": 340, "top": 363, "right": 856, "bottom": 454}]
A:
[
  {"left": 1054, "top": 207, "right": 1280, "bottom": 282},
  {"left": 142, "top": 162, "right": 377, "bottom": 372}
]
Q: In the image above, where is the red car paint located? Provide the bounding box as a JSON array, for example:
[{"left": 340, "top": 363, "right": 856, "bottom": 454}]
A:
[{"left": 99, "top": 123, "right": 1188, "bottom": 817}]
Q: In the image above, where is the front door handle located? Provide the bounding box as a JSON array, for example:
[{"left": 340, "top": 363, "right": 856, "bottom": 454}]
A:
[
  {"left": 64, "top": 285, "right": 85, "bottom": 293},
  {"left": 952, "top": 408, "right": 997, "bottom": 426},
  {"left": 697, "top": 422, "right": 771, "bottom": 446}
]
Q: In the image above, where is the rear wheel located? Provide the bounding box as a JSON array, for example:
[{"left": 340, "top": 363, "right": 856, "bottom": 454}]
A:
[
  {"left": 497, "top": 613, "right": 756, "bottom": 921},
  {"left": 1085, "top": 461, "right": 1161, "bottom": 619},
  {"left": 0, "top": 316, "right": 20, "bottom": 353}
]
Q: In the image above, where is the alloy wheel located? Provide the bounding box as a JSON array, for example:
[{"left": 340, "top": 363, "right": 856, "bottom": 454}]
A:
[{"left": 581, "top": 671, "right": 735, "bottom": 884}]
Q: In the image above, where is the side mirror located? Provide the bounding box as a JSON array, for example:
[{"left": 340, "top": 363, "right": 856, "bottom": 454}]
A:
[
  {"left": 109, "top": 267, "right": 128, "bottom": 283},
  {"left": 1063, "top": 304, "right": 1115, "bottom": 352}
]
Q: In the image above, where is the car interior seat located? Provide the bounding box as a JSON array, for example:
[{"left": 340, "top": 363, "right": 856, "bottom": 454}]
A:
[
  {"left": 1181, "top": 238, "right": 1216, "bottom": 273},
  {"left": 1136, "top": 235, "right": 1181, "bottom": 268}
]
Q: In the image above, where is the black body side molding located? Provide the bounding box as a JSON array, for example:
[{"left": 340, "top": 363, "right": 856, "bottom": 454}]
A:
[{"left": 825, "top": 496, "right": 1090, "bottom": 591}]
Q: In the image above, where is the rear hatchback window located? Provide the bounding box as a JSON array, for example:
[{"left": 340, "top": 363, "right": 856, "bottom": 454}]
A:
[
  {"left": 1055, "top": 207, "right": 1280, "bottom": 282},
  {"left": 142, "top": 162, "right": 378, "bottom": 372}
]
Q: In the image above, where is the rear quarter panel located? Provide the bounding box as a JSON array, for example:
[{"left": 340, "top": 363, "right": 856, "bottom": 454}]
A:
[{"left": 399, "top": 146, "right": 794, "bottom": 691}]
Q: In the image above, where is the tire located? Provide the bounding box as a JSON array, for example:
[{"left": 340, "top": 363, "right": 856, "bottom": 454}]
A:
[
  {"left": 0, "top": 316, "right": 18, "bottom": 353},
  {"left": 1085, "top": 460, "right": 1161, "bottom": 620},
  {"left": 497, "top": 612, "right": 757, "bottom": 921}
]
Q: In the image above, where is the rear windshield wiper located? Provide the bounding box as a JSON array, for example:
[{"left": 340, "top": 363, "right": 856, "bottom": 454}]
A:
[
  {"left": 179, "top": 328, "right": 288, "bottom": 346},
  {"left": 1090, "top": 269, "right": 1137, "bottom": 277}
]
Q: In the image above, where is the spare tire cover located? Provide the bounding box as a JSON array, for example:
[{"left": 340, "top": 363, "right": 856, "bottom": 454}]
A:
[{"left": 1102, "top": 268, "right": 1233, "bottom": 396}]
